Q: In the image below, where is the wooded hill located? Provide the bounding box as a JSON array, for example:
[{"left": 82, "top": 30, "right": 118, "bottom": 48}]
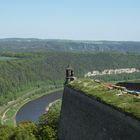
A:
[
  {"left": 0, "top": 52, "right": 140, "bottom": 105},
  {"left": 0, "top": 38, "right": 140, "bottom": 53}
]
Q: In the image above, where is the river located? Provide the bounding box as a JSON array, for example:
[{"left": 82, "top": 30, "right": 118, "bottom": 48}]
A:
[{"left": 16, "top": 90, "right": 63, "bottom": 125}]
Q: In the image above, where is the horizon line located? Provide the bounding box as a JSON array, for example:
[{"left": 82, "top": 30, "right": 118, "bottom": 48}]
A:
[{"left": 0, "top": 37, "right": 140, "bottom": 42}]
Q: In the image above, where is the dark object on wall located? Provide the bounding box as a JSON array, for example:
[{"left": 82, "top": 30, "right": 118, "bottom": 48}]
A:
[
  {"left": 65, "top": 64, "right": 75, "bottom": 85},
  {"left": 116, "top": 82, "right": 140, "bottom": 91}
]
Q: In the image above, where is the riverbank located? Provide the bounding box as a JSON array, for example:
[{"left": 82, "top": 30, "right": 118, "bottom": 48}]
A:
[
  {"left": 0, "top": 86, "right": 63, "bottom": 127},
  {"left": 16, "top": 90, "right": 62, "bottom": 125}
]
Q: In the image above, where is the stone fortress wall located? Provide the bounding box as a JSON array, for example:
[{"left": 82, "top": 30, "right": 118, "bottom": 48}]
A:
[{"left": 58, "top": 86, "right": 140, "bottom": 140}]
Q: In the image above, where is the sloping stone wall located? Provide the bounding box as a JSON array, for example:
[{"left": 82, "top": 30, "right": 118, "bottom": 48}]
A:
[{"left": 58, "top": 86, "right": 140, "bottom": 140}]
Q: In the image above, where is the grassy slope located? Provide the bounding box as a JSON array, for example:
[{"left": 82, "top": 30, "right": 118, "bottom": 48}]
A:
[{"left": 69, "top": 79, "right": 140, "bottom": 119}]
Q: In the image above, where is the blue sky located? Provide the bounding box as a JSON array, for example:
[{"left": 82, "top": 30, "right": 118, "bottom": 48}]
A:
[{"left": 0, "top": 0, "right": 140, "bottom": 41}]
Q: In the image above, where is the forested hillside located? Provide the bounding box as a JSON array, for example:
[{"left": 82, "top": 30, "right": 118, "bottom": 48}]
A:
[
  {"left": 0, "top": 51, "right": 140, "bottom": 140},
  {"left": 0, "top": 38, "right": 140, "bottom": 53},
  {"left": 0, "top": 52, "right": 140, "bottom": 105}
]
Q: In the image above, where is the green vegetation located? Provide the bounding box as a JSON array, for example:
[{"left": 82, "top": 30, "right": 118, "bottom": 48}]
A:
[
  {"left": 0, "top": 87, "right": 62, "bottom": 127},
  {"left": 92, "top": 72, "right": 140, "bottom": 82},
  {"left": 1, "top": 52, "right": 140, "bottom": 106},
  {"left": 0, "top": 49, "right": 140, "bottom": 139},
  {"left": 39, "top": 100, "right": 61, "bottom": 139},
  {"left": 69, "top": 79, "right": 140, "bottom": 119},
  {"left": 0, "top": 56, "right": 18, "bottom": 61},
  {"left": 1, "top": 38, "right": 140, "bottom": 53},
  {"left": 0, "top": 53, "right": 64, "bottom": 106},
  {"left": 0, "top": 100, "right": 61, "bottom": 140}
]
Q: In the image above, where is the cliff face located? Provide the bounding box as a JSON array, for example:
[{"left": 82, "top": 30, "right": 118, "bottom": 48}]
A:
[
  {"left": 58, "top": 86, "right": 140, "bottom": 140},
  {"left": 85, "top": 68, "right": 139, "bottom": 77}
]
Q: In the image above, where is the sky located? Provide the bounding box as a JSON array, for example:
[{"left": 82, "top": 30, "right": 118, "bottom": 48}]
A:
[{"left": 0, "top": 0, "right": 140, "bottom": 41}]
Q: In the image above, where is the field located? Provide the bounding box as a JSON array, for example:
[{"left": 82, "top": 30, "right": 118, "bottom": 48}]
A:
[{"left": 0, "top": 56, "right": 18, "bottom": 61}]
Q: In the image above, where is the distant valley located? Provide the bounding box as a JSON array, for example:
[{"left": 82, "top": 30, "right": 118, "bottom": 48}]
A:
[{"left": 0, "top": 39, "right": 140, "bottom": 139}]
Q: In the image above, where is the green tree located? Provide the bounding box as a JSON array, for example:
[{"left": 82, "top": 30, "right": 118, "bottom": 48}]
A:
[
  {"left": 0, "top": 124, "right": 13, "bottom": 140},
  {"left": 38, "top": 126, "right": 56, "bottom": 140},
  {"left": 10, "top": 122, "right": 38, "bottom": 140}
]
